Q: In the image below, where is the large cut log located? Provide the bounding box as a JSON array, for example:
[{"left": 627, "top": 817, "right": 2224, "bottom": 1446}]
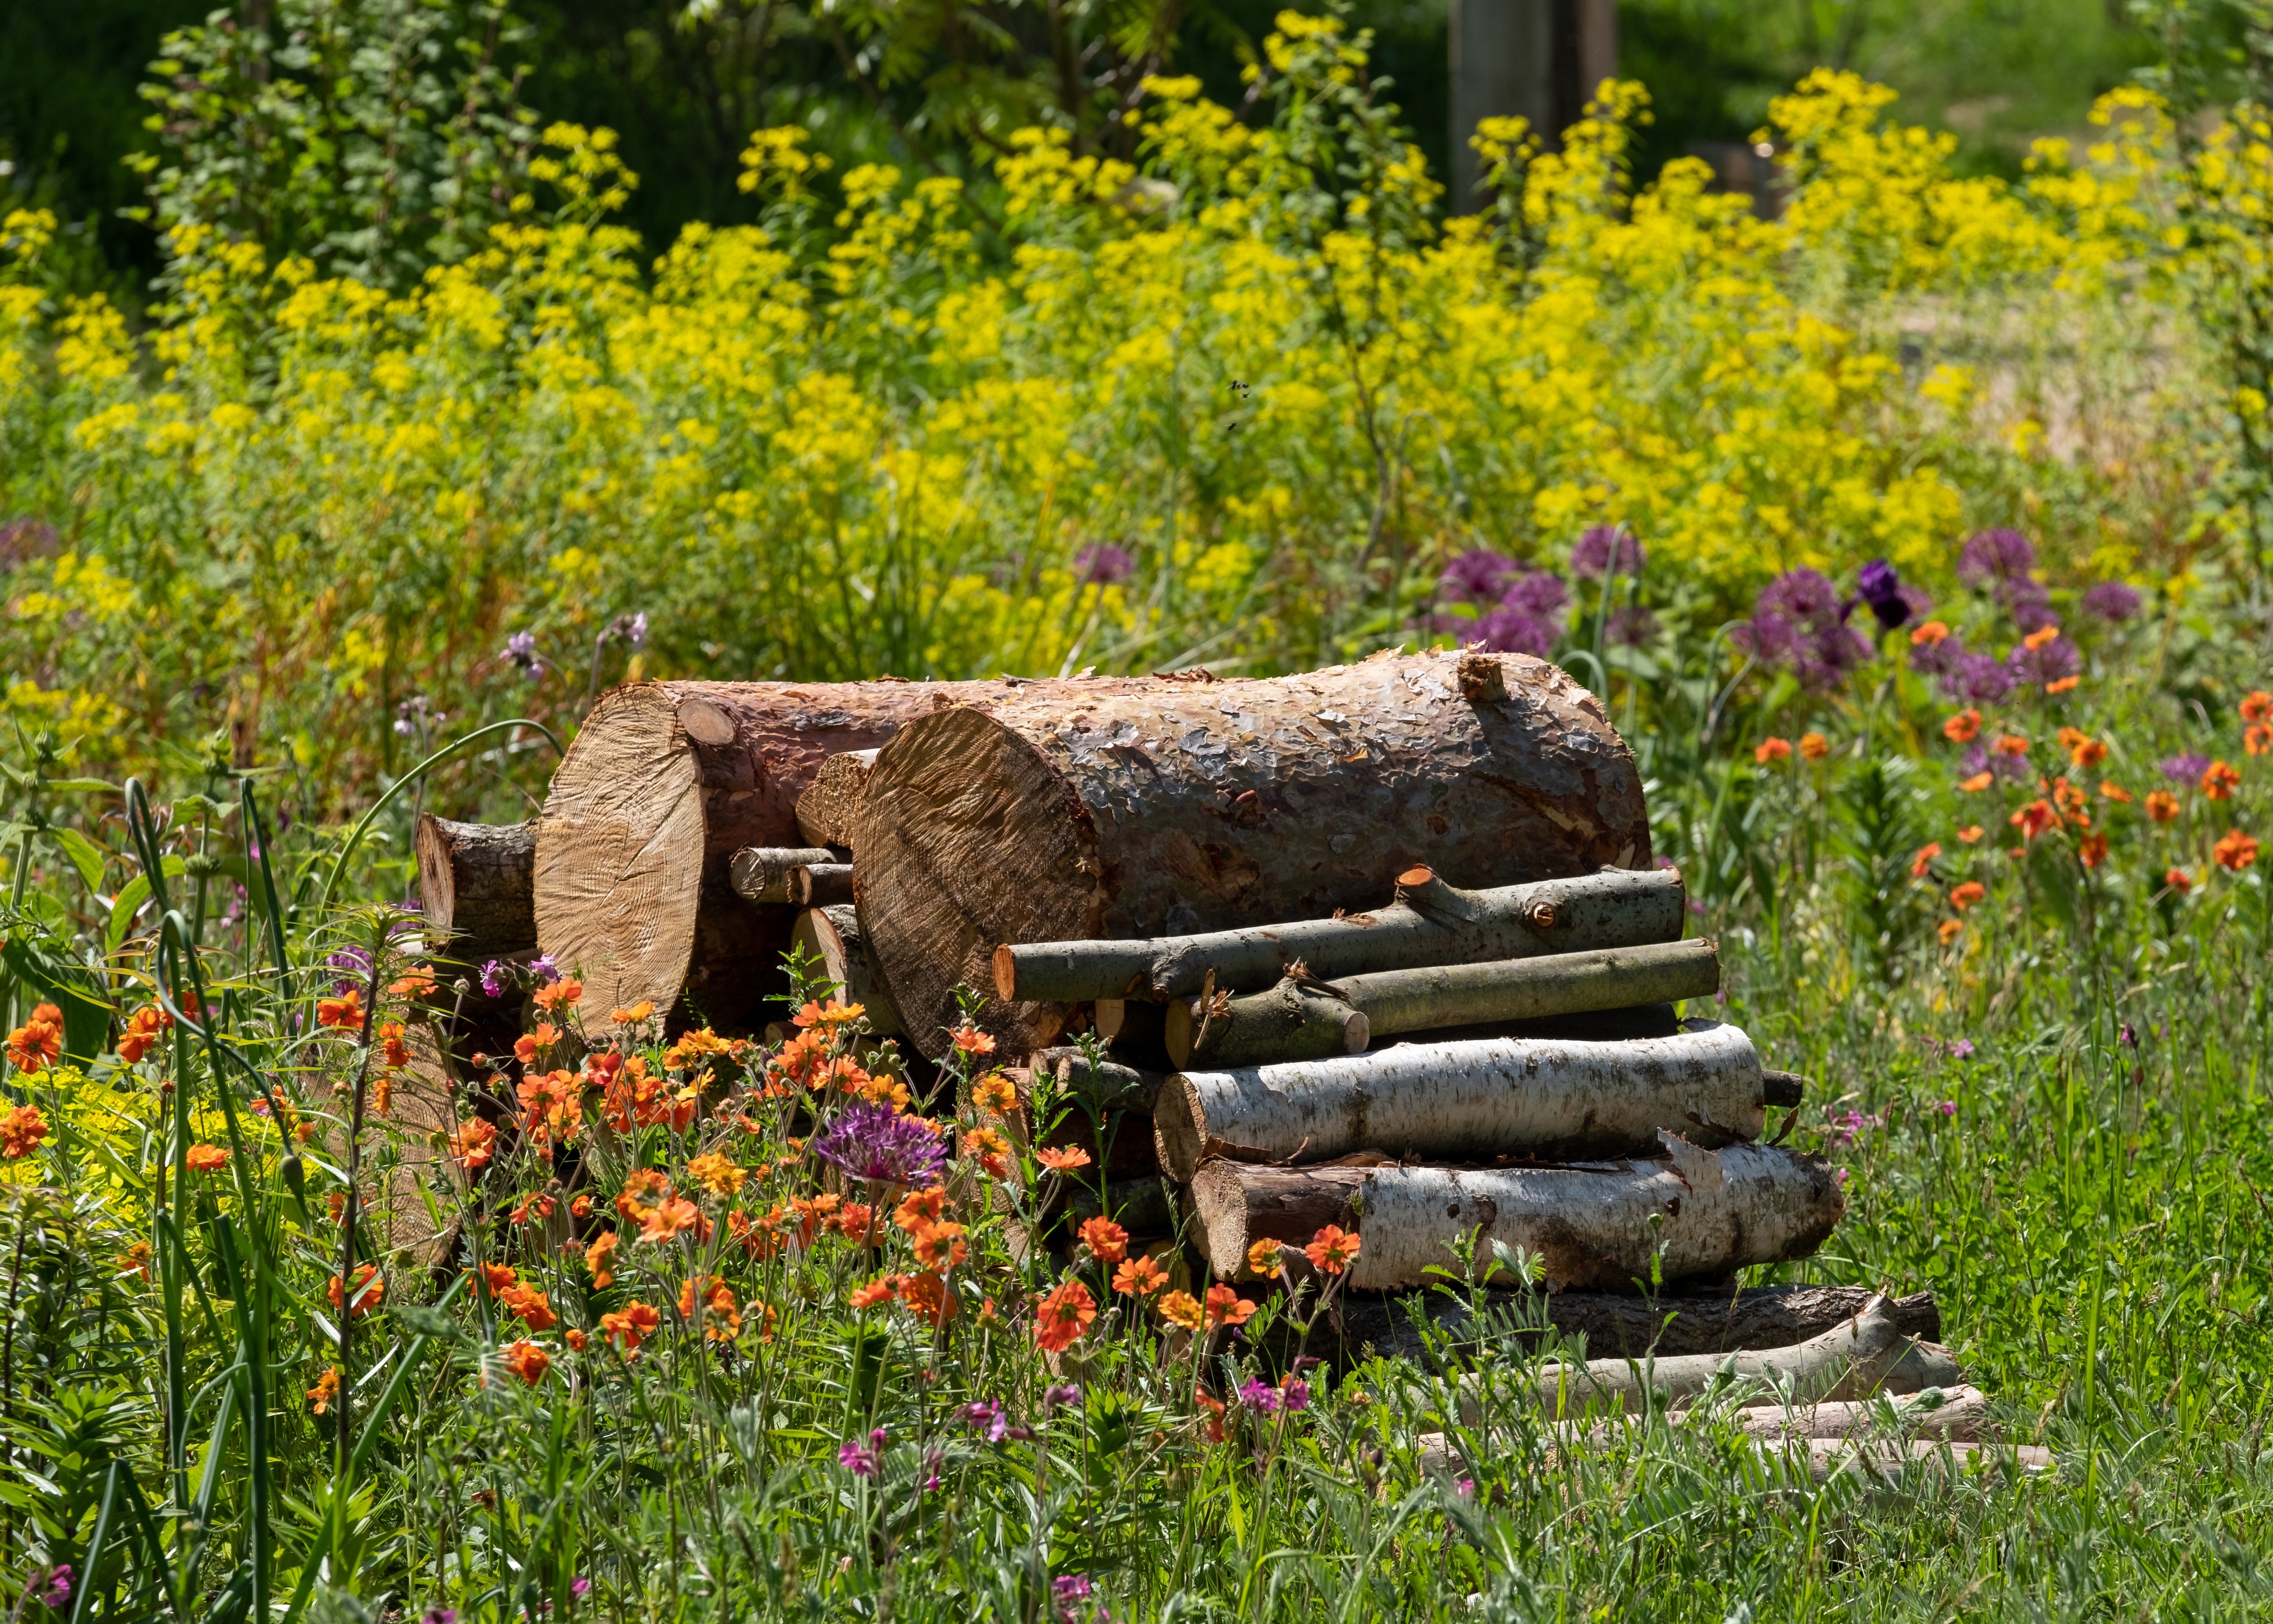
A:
[
  {"left": 795, "top": 748, "right": 879, "bottom": 848},
  {"left": 860, "top": 650, "right": 1651, "bottom": 1058},
  {"left": 728, "top": 846, "right": 839, "bottom": 906},
  {"left": 1190, "top": 1134, "right": 1843, "bottom": 1291},
  {"left": 534, "top": 677, "right": 1133, "bottom": 1032},
  {"left": 1156, "top": 1020, "right": 1767, "bottom": 1181},
  {"left": 1165, "top": 937, "right": 1721, "bottom": 1069},
  {"left": 789, "top": 907, "right": 905, "bottom": 1038},
  {"left": 416, "top": 817, "right": 537, "bottom": 968},
  {"left": 998, "top": 865, "right": 1684, "bottom": 1008}
]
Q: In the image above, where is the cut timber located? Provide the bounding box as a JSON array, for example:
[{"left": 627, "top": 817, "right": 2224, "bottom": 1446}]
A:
[
  {"left": 728, "top": 847, "right": 839, "bottom": 907},
  {"left": 1093, "top": 999, "right": 1175, "bottom": 1071},
  {"left": 1165, "top": 937, "right": 1720, "bottom": 1069},
  {"left": 789, "top": 907, "right": 904, "bottom": 1039},
  {"left": 998, "top": 865, "right": 1684, "bottom": 1008},
  {"left": 795, "top": 748, "right": 880, "bottom": 849},
  {"left": 535, "top": 678, "right": 1131, "bottom": 1031},
  {"left": 791, "top": 864, "right": 855, "bottom": 907},
  {"left": 1720, "top": 1385, "right": 1992, "bottom": 1444},
  {"left": 1156, "top": 1020, "right": 1767, "bottom": 1181},
  {"left": 1031, "top": 1047, "right": 1169, "bottom": 1115},
  {"left": 1190, "top": 1133, "right": 1843, "bottom": 1291},
  {"left": 415, "top": 817, "right": 537, "bottom": 967},
  {"left": 861, "top": 650, "right": 1651, "bottom": 1057}
]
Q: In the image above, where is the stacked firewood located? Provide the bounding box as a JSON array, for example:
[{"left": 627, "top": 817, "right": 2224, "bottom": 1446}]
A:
[{"left": 408, "top": 649, "right": 1979, "bottom": 1425}]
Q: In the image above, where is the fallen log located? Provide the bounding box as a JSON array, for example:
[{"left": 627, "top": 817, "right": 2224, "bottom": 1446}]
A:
[
  {"left": 1163, "top": 937, "right": 1722, "bottom": 1070},
  {"left": 1717, "top": 1384, "right": 1992, "bottom": 1443},
  {"left": 536, "top": 677, "right": 1131, "bottom": 1031},
  {"left": 997, "top": 864, "right": 1684, "bottom": 1009},
  {"left": 794, "top": 748, "right": 879, "bottom": 849},
  {"left": 792, "top": 864, "right": 856, "bottom": 907},
  {"left": 728, "top": 846, "right": 840, "bottom": 906},
  {"left": 858, "top": 650, "right": 1651, "bottom": 1057},
  {"left": 789, "top": 907, "right": 905, "bottom": 1038},
  {"left": 1156, "top": 1020, "right": 1767, "bottom": 1181},
  {"left": 416, "top": 817, "right": 537, "bottom": 968},
  {"left": 1190, "top": 1134, "right": 1843, "bottom": 1291},
  {"left": 1031, "top": 1047, "right": 1169, "bottom": 1115}
]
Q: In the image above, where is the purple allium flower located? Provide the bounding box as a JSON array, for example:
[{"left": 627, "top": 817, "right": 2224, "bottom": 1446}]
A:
[
  {"left": 1441, "top": 547, "right": 1516, "bottom": 604},
  {"left": 2081, "top": 580, "right": 2143, "bottom": 623},
  {"left": 1502, "top": 568, "right": 1569, "bottom": 618},
  {"left": 1958, "top": 528, "right": 2036, "bottom": 587},
  {"left": 838, "top": 1427, "right": 886, "bottom": 1477},
  {"left": 480, "top": 959, "right": 511, "bottom": 999},
  {"left": 329, "top": 945, "right": 374, "bottom": 995},
  {"left": 2004, "top": 577, "right": 2059, "bottom": 635},
  {"left": 1732, "top": 569, "right": 1873, "bottom": 691},
  {"left": 1074, "top": 543, "right": 1135, "bottom": 586},
  {"left": 571, "top": 1579, "right": 592, "bottom": 1600},
  {"left": 1280, "top": 1377, "right": 1311, "bottom": 1412},
  {"left": 2160, "top": 754, "right": 2212, "bottom": 785},
  {"left": 1238, "top": 1377, "right": 1282, "bottom": 1413},
  {"left": 2006, "top": 632, "right": 2080, "bottom": 687},
  {"left": 1942, "top": 650, "right": 2017, "bottom": 705},
  {"left": 814, "top": 1100, "right": 949, "bottom": 1187},
  {"left": 1855, "top": 559, "right": 1912, "bottom": 631},
  {"left": 1909, "top": 629, "right": 1962, "bottom": 677},
  {"left": 529, "top": 953, "right": 561, "bottom": 985},
  {"left": 39, "top": 1569, "right": 72, "bottom": 1609},
  {"left": 1470, "top": 607, "right": 1559, "bottom": 656},
  {"left": 960, "top": 1400, "right": 1010, "bottom": 1442},
  {"left": 1605, "top": 604, "right": 1659, "bottom": 647},
  {"left": 1570, "top": 524, "right": 1644, "bottom": 580}
]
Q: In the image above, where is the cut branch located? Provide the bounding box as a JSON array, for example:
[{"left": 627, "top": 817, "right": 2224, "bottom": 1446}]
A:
[{"left": 728, "top": 846, "right": 839, "bottom": 906}]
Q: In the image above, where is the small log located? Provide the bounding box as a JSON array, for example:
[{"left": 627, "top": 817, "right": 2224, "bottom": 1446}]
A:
[
  {"left": 1763, "top": 1070, "right": 1806, "bottom": 1108},
  {"left": 996, "top": 865, "right": 1685, "bottom": 1008},
  {"left": 861, "top": 650, "right": 1653, "bottom": 1057},
  {"left": 788, "top": 907, "right": 905, "bottom": 1038},
  {"left": 1190, "top": 1134, "right": 1843, "bottom": 1291},
  {"left": 415, "top": 817, "right": 537, "bottom": 967},
  {"left": 1164, "top": 980, "right": 1368, "bottom": 1070},
  {"left": 1032, "top": 1047, "right": 1169, "bottom": 1115},
  {"left": 790, "top": 863, "right": 856, "bottom": 907},
  {"left": 1719, "top": 1384, "right": 1992, "bottom": 1443},
  {"left": 729, "top": 846, "right": 840, "bottom": 907},
  {"left": 795, "top": 748, "right": 879, "bottom": 849},
  {"left": 1092, "top": 998, "right": 1178, "bottom": 1069},
  {"left": 1156, "top": 1020, "right": 1766, "bottom": 1181}
]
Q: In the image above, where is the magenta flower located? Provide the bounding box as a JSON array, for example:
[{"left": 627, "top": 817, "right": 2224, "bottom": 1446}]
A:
[
  {"left": 2081, "top": 580, "right": 2142, "bottom": 622},
  {"left": 1570, "top": 525, "right": 1643, "bottom": 580},
  {"left": 1074, "top": 543, "right": 1135, "bottom": 586},
  {"left": 1440, "top": 547, "right": 1516, "bottom": 604},
  {"left": 1280, "top": 1377, "right": 1312, "bottom": 1412},
  {"left": 838, "top": 1427, "right": 886, "bottom": 1477},
  {"left": 960, "top": 1400, "right": 1010, "bottom": 1442},
  {"left": 815, "top": 1101, "right": 949, "bottom": 1187},
  {"left": 479, "top": 959, "right": 512, "bottom": 998},
  {"left": 1237, "top": 1377, "right": 1282, "bottom": 1413},
  {"left": 1733, "top": 568, "right": 1873, "bottom": 691},
  {"left": 38, "top": 1569, "right": 72, "bottom": 1609},
  {"left": 2161, "top": 754, "right": 2212, "bottom": 785}
]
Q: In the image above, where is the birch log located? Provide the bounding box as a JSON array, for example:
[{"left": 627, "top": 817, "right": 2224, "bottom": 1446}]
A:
[
  {"left": 794, "top": 748, "right": 879, "bottom": 849},
  {"left": 534, "top": 677, "right": 1134, "bottom": 1031},
  {"left": 728, "top": 846, "right": 839, "bottom": 906},
  {"left": 1155, "top": 1020, "right": 1767, "bottom": 1181},
  {"left": 1190, "top": 1134, "right": 1843, "bottom": 1290},
  {"left": 859, "top": 650, "right": 1651, "bottom": 1057},
  {"left": 416, "top": 817, "right": 537, "bottom": 967},
  {"left": 997, "top": 865, "right": 1684, "bottom": 1007},
  {"left": 789, "top": 906, "right": 905, "bottom": 1038}
]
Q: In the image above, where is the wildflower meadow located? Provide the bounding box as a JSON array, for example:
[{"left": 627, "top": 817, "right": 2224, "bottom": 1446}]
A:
[{"left": 3, "top": 7, "right": 2273, "bottom": 1618}]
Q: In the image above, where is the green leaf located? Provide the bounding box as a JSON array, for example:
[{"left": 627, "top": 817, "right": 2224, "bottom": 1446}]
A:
[
  {"left": 48, "top": 827, "right": 107, "bottom": 895},
  {"left": 37, "top": 778, "right": 120, "bottom": 794},
  {"left": 105, "top": 859, "right": 187, "bottom": 960}
]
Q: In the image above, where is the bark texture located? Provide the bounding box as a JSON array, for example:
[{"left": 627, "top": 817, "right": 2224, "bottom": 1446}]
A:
[
  {"left": 1164, "top": 980, "right": 1370, "bottom": 1070},
  {"left": 997, "top": 866, "right": 1684, "bottom": 1007},
  {"left": 789, "top": 906, "right": 906, "bottom": 1038},
  {"left": 794, "top": 748, "right": 879, "bottom": 849},
  {"left": 534, "top": 678, "right": 1122, "bottom": 1031},
  {"left": 862, "top": 650, "right": 1651, "bottom": 1057},
  {"left": 792, "top": 864, "right": 856, "bottom": 907},
  {"left": 728, "top": 846, "right": 839, "bottom": 906},
  {"left": 415, "top": 817, "right": 538, "bottom": 967},
  {"left": 1156, "top": 1020, "right": 1767, "bottom": 1181},
  {"left": 1031, "top": 1047, "right": 1169, "bottom": 1115},
  {"left": 1190, "top": 1133, "right": 1843, "bottom": 1290}
]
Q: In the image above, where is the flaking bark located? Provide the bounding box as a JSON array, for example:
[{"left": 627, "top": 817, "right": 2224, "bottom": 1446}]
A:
[{"left": 795, "top": 748, "right": 879, "bottom": 849}]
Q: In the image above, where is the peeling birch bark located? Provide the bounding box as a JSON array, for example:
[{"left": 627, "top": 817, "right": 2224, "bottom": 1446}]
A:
[
  {"left": 1190, "top": 1133, "right": 1843, "bottom": 1290},
  {"left": 1156, "top": 1020, "right": 1767, "bottom": 1181}
]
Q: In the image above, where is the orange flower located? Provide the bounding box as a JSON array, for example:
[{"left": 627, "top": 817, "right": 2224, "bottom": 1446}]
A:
[
  {"left": 1035, "top": 1145, "right": 1092, "bottom": 1172},
  {"left": 1942, "top": 709, "right": 1982, "bottom": 743},
  {"left": 616, "top": 1168, "right": 671, "bottom": 1223},
  {"left": 388, "top": 968, "right": 439, "bottom": 1000},
  {"left": 1033, "top": 1279, "right": 1098, "bottom": 1352},
  {"left": 950, "top": 1024, "right": 997, "bottom": 1056},
  {"left": 2248, "top": 724, "right": 2273, "bottom": 757},
  {"left": 308, "top": 1366, "right": 341, "bottom": 1415},
  {"left": 638, "top": 1197, "right": 704, "bottom": 1245},
  {"left": 585, "top": 1230, "right": 618, "bottom": 1287},
  {"left": 973, "top": 1072, "right": 1019, "bottom": 1114},
  {"left": 961, "top": 1126, "right": 1011, "bottom": 1175},
  {"left": 448, "top": 1117, "right": 498, "bottom": 1171},
  {"left": 503, "top": 1340, "right": 550, "bottom": 1386},
  {"left": 1202, "top": 1284, "right": 1256, "bottom": 1328},
  {"left": 2241, "top": 690, "right": 2273, "bottom": 723},
  {"left": 1959, "top": 772, "right": 1994, "bottom": 793},
  {"left": 1754, "top": 737, "right": 1792, "bottom": 764},
  {"left": 1937, "top": 919, "right": 1964, "bottom": 945},
  {"left": 116, "top": 1004, "right": 168, "bottom": 1065},
  {"left": 824, "top": 1201, "right": 879, "bottom": 1243},
  {"left": 374, "top": 1020, "right": 410, "bottom": 1071},
  {"left": 2046, "top": 675, "right": 2082, "bottom": 695},
  {"left": 1909, "top": 843, "right": 1941, "bottom": 879},
  {"left": 479, "top": 1261, "right": 519, "bottom": 1293},
  {"left": 513, "top": 1023, "right": 559, "bottom": 1065},
  {"left": 1078, "top": 1217, "right": 1129, "bottom": 1263},
  {"left": 1157, "top": 1289, "right": 1205, "bottom": 1331},
  {"left": 2022, "top": 625, "right": 2061, "bottom": 652},
  {"left": 2202, "top": 760, "right": 2241, "bottom": 800},
  {"left": 2145, "top": 790, "right": 2181, "bottom": 824},
  {"left": 1956, "top": 825, "right": 1984, "bottom": 843},
  {"left": 509, "top": 1191, "right": 556, "bottom": 1226},
  {"left": 609, "top": 1000, "right": 656, "bottom": 1026},
  {"left": 1950, "top": 882, "right": 1987, "bottom": 912},
  {"left": 1911, "top": 621, "right": 1951, "bottom": 646},
  {"left": 2, "top": 1104, "right": 50, "bottom": 1160},
  {"left": 501, "top": 1283, "right": 558, "bottom": 1331},
  {"left": 793, "top": 998, "right": 866, "bottom": 1029},
  {"left": 2011, "top": 800, "right": 2058, "bottom": 840},
  {"left": 2215, "top": 829, "right": 2260, "bottom": 871},
  {"left": 1245, "top": 1239, "right": 1284, "bottom": 1279},
  {"left": 678, "top": 1276, "right": 741, "bottom": 1340},
  {"left": 1797, "top": 731, "right": 1830, "bottom": 761},
  {"left": 566, "top": 1329, "right": 588, "bottom": 1352},
  {"left": 1993, "top": 734, "right": 2030, "bottom": 757},
  {"left": 571, "top": 1194, "right": 592, "bottom": 1218},
  {"left": 894, "top": 1186, "right": 948, "bottom": 1232},
  {"left": 2165, "top": 866, "right": 2194, "bottom": 894},
  {"left": 2100, "top": 781, "right": 2133, "bottom": 804},
  {"left": 899, "top": 1272, "right": 956, "bottom": 1328},
  {"left": 186, "top": 1143, "right": 230, "bottom": 1173},
  {"left": 533, "top": 977, "right": 583, "bottom": 1012},
  {"left": 789, "top": 1193, "right": 843, "bottom": 1245},
  {"left": 599, "top": 1299, "right": 662, "bottom": 1351},
  {"left": 2070, "top": 737, "right": 2108, "bottom": 769},
  {"left": 2078, "top": 832, "right": 2109, "bottom": 869},
  {"left": 316, "top": 990, "right": 363, "bottom": 1030},
  {"left": 329, "top": 1264, "right": 384, "bottom": 1318},
  {"left": 1304, "top": 1224, "right": 1362, "bottom": 1275},
  {"left": 7, "top": 1007, "right": 62, "bottom": 1072},
  {"left": 910, "top": 1221, "right": 968, "bottom": 1273},
  {"left": 1114, "top": 1256, "right": 1169, "bottom": 1298},
  {"left": 850, "top": 1275, "right": 900, "bottom": 1310},
  {"left": 687, "top": 1152, "right": 747, "bottom": 1197}
]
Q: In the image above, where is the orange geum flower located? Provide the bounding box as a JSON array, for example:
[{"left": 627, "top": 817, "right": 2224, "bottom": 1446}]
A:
[
  {"left": 2046, "top": 675, "right": 2082, "bottom": 695},
  {"left": 2022, "top": 625, "right": 2062, "bottom": 652},
  {"left": 1937, "top": 919, "right": 1964, "bottom": 945},
  {"left": 1993, "top": 734, "right": 2030, "bottom": 757},
  {"left": 1911, "top": 620, "right": 1951, "bottom": 646},
  {"left": 533, "top": 977, "right": 583, "bottom": 1012},
  {"left": 1304, "top": 1225, "right": 1362, "bottom": 1275},
  {"left": 2248, "top": 724, "right": 2273, "bottom": 757},
  {"left": 950, "top": 1024, "right": 997, "bottom": 1056},
  {"left": 2145, "top": 790, "right": 2181, "bottom": 824},
  {"left": 687, "top": 1152, "right": 747, "bottom": 1197},
  {"left": 585, "top": 1231, "right": 617, "bottom": 1287},
  {"left": 501, "top": 1283, "right": 558, "bottom": 1331},
  {"left": 1956, "top": 825, "right": 1985, "bottom": 843},
  {"left": 1114, "top": 1256, "right": 1169, "bottom": 1298},
  {"left": 1909, "top": 843, "right": 1941, "bottom": 879},
  {"left": 1754, "top": 737, "right": 1792, "bottom": 764},
  {"left": 566, "top": 1329, "right": 588, "bottom": 1352},
  {"left": 825, "top": 1201, "right": 879, "bottom": 1242},
  {"left": 1035, "top": 1145, "right": 1092, "bottom": 1172},
  {"left": 2011, "top": 800, "right": 2058, "bottom": 840},
  {"left": 329, "top": 1264, "right": 384, "bottom": 1319},
  {"left": 793, "top": 998, "right": 866, "bottom": 1029},
  {"left": 1157, "top": 1289, "right": 1205, "bottom": 1331},
  {"left": 316, "top": 990, "right": 363, "bottom": 1030},
  {"left": 509, "top": 1190, "right": 557, "bottom": 1227},
  {"left": 503, "top": 1340, "right": 550, "bottom": 1386},
  {"left": 973, "top": 1072, "right": 1019, "bottom": 1114},
  {"left": 788, "top": 1192, "right": 842, "bottom": 1245},
  {"left": 448, "top": 1117, "right": 498, "bottom": 1172},
  {"left": 2070, "top": 737, "right": 2108, "bottom": 769},
  {"left": 899, "top": 1272, "right": 955, "bottom": 1328},
  {"left": 910, "top": 1221, "right": 969, "bottom": 1273},
  {"left": 186, "top": 1143, "right": 230, "bottom": 1173},
  {"left": 479, "top": 1261, "right": 519, "bottom": 1294},
  {"left": 894, "top": 1187, "right": 948, "bottom": 1232},
  {"left": 308, "top": 1366, "right": 341, "bottom": 1416},
  {"left": 1033, "top": 1279, "right": 1098, "bottom": 1352},
  {"left": 1950, "top": 882, "right": 1988, "bottom": 912},
  {"left": 1078, "top": 1217, "right": 1128, "bottom": 1263},
  {"left": 638, "top": 1196, "right": 704, "bottom": 1245},
  {"left": 609, "top": 1000, "right": 656, "bottom": 1026},
  {"left": 2, "top": 1105, "right": 50, "bottom": 1160},
  {"left": 1942, "top": 709, "right": 1982, "bottom": 744},
  {"left": 1202, "top": 1284, "right": 1255, "bottom": 1329},
  {"left": 616, "top": 1169, "right": 671, "bottom": 1223},
  {"left": 2100, "top": 781, "right": 2133, "bottom": 803},
  {"left": 1246, "top": 1240, "right": 1284, "bottom": 1279},
  {"left": 6, "top": 1008, "right": 61, "bottom": 1074},
  {"left": 600, "top": 1299, "right": 662, "bottom": 1352},
  {"left": 2165, "top": 867, "right": 2194, "bottom": 894},
  {"left": 678, "top": 1276, "right": 741, "bottom": 1340},
  {"left": 2241, "top": 690, "right": 2273, "bottom": 723},
  {"left": 1797, "top": 731, "right": 1830, "bottom": 761},
  {"left": 2215, "top": 829, "right": 2260, "bottom": 871},
  {"left": 387, "top": 968, "right": 439, "bottom": 1000},
  {"left": 513, "top": 1023, "right": 560, "bottom": 1065},
  {"left": 2202, "top": 760, "right": 2241, "bottom": 800},
  {"left": 2078, "top": 833, "right": 2109, "bottom": 869},
  {"left": 116, "top": 1004, "right": 168, "bottom": 1065},
  {"left": 1958, "top": 771, "right": 1994, "bottom": 793},
  {"left": 850, "top": 1275, "right": 900, "bottom": 1310}
]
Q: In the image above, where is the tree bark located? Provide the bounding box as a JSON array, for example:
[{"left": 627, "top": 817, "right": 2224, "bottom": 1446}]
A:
[
  {"left": 1189, "top": 1134, "right": 1843, "bottom": 1291},
  {"left": 534, "top": 677, "right": 1129, "bottom": 1032},
  {"left": 996, "top": 865, "right": 1685, "bottom": 1007},
  {"left": 1165, "top": 979, "right": 1370, "bottom": 1070},
  {"left": 792, "top": 864, "right": 856, "bottom": 907},
  {"left": 859, "top": 650, "right": 1651, "bottom": 1059},
  {"left": 1157, "top": 1020, "right": 1767, "bottom": 1181},
  {"left": 794, "top": 748, "right": 879, "bottom": 848},
  {"left": 788, "top": 906, "right": 906, "bottom": 1038},
  {"left": 1031, "top": 1047, "right": 1169, "bottom": 1115},
  {"left": 728, "top": 846, "right": 840, "bottom": 906},
  {"left": 415, "top": 817, "right": 537, "bottom": 968}
]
